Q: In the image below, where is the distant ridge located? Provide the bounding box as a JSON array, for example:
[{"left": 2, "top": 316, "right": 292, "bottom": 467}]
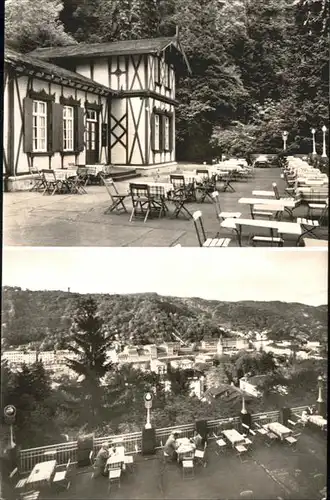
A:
[{"left": 1, "top": 287, "right": 327, "bottom": 349}]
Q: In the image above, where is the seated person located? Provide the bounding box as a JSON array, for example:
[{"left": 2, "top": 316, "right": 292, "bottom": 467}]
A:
[
  {"left": 164, "top": 431, "right": 180, "bottom": 461},
  {"left": 190, "top": 430, "right": 203, "bottom": 449},
  {"left": 93, "top": 442, "right": 109, "bottom": 477}
]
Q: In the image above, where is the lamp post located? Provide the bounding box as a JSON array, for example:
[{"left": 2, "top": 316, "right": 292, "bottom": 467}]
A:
[
  {"left": 282, "top": 131, "right": 288, "bottom": 151},
  {"left": 144, "top": 392, "right": 153, "bottom": 429},
  {"left": 241, "top": 395, "right": 247, "bottom": 415},
  {"left": 311, "top": 128, "right": 317, "bottom": 155},
  {"left": 317, "top": 375, "right": 326, "bottom": 417},
  {"left": 321, "top": 126, "right": 327, "bottom": 157}
]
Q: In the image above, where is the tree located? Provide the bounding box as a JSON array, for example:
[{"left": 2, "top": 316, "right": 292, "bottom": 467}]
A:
[
  {"left": 5, "top": 0, "right": 76, "bottom": 53},
  {"left": 66, "top": 296, "right": 113, "bottom": 423}
]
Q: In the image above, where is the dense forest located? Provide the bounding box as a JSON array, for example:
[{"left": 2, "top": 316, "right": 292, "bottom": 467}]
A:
[
  {"left": 5, "top": 0, "right": 329, "bottom": 160},
  {"left": 2, "top": 287, "right": 327, "bottom": 349}
]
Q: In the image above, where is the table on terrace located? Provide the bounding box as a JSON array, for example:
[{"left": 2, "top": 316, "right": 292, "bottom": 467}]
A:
[
  {"left": 53, "top": 169, "right": 77, "bottom": 180},
  {"left": 308, "top": 415, "right": 327, "bottom": 430},
  {"left": 220, "top": 218, "right": 302, "bottom": 246},
  {"left": 135, "top": 181, "right": 173, "bottom": 198},
  {"left": 106, "top": 446, "right": 126, "bottom": 470},
  {"left": 266, "top": 422, "right": 292, "bottom": 441},
  {"left": 26, "top": 460, "right": 57, "bottom": 488},
  {"left": 222, "top": 429, "right": 246, "bottom": 448},
  {"left": 176, "top": 437, "right": 196, "bottom": 461}
]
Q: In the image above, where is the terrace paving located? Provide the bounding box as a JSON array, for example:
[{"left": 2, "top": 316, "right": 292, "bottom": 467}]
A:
[
  {"left": 3, "top": 165, "right": 328, "bottom": 247},
  {"left": 34, "top": 427, "right": 326, "bottom": 500}
]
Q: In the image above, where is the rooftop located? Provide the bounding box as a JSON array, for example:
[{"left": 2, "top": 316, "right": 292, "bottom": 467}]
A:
[
  {"left": 29, "top": 37, "right": 176, "bottom": 59},
  {"left": 4, "top": 165, "right": 328, "bottom": 246},
  {"left": 4, "top": 49, "right": 115, "bottom": 95},
  {"left": 10, "top": 426, "right": 326, "bottom": 500}
]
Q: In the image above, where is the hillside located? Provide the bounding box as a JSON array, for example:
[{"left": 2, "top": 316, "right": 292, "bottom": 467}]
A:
[{"left": 1, "top": 287, "right": 327, "bottom": 349}]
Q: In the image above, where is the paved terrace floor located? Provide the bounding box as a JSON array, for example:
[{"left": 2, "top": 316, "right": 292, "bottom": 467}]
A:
[
  {"left": 24, "top": 427, "right": 325, "bottom": 500},
  {"left": 3, "top": 165, "right": 328, "bottom": 247}
]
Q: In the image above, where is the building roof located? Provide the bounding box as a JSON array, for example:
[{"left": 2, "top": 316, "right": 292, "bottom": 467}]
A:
[
  {"left": 246, "top": 374, "right": 268, "bottom": 386},
  {"left": 28, "top": 36, "right": 191, "bottom": 73},
  {"left": 5, "top": 49, "right": 116, "bottom": 95}
]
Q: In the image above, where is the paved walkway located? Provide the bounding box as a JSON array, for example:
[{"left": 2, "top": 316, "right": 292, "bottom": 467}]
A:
[{"left": 3, "top": 166, "right": 325, "bottom": 247}]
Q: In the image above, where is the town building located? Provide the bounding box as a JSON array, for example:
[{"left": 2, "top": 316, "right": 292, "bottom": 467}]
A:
[{"left": 3, "top": 36, "right": 190, "bottom": 191}]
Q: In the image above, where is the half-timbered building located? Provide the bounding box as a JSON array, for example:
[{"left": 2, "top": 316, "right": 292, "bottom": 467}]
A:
[{"left": 3, "top": 36, "right": 190, "bottom": 190}]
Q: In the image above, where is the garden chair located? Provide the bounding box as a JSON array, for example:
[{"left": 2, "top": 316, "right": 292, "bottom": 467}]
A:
[
  {"left": 42, "top": 170, "right": 62, "bottom": 195},
  {"left": 52, "top": 458, "right": 72, "bottom": 490},
  {"left": 170, "top": 174, "right": 196, "bottom": 201},
  {"left": 102, "top": 176, "right": 128, "bottom": 214},
  {"left": 307, "top": 197, "right": 328, "bottom": 219},
  {"left": 194, "top": 441, "right": 207, "bottom": 467},
  {"left": 193, "top": 210, "right": 231, "bottom": 247},
  {"left": 195, "top": 170, "right": 216, "bottom": 203},
  {"left": 272, "top": 182, "right": 301, "bottom": 219},
  {"left": 235, "top": 444, "right": 248, "bottom": 463},
  {"left": 29, "top": 165, "right": 46, "bottom": 192},
  {"left": 9, "top": 468, "right": 28, "bottom": 493},
  {"left": 129, "top": 183, "right": 162, "bottom": 223},
  {"left": 168, "top": 186, "right": 193, "bottom": 219},
  {"left": 108, "top": 468, "right": 121, "bottom": 493},
  {"left": 182, "top": 459, "right": 194, "bottom": 479},
  {"left": 19, "top": 491, "right": 40, "bottom": 500},
  {"left": 76, "top": 166, "right": 89, "bottom": 186}
]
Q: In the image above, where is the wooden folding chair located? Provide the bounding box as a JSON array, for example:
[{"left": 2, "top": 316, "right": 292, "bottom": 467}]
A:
[
  {"left": 129, "top": 183, "right": 161, "bottom": 223},
  {"left": 19, "top": 491, "right": 40, "bottom": 500},
  {"left": 222, "top": 171, "right": 236, "bottom": 192},
  {"left": 52, "top": 459, "right": 71, "bottom": 490},
  {"left": 108, "top": 468, "right": 121, "bottom": 492},
  {"left": 9, "top": 467, "right": 28, "bottom": 492},
  {"left": 42, "top": 170, "right": 62, "bottom": 195},
  {"left": 182, "top": 459, "right": 194, "bottom": 479},
  {"left": 211, "top": 191, "right": 241, "bottom": 224},
  {"left": 307, "top": 197, "right": 329, "bottom": 219},
  {"left": 272, "top": 182, "right": 300, "bottom": 219},
  {"left": 195, "top": 170, "right": 216, "bottom": 203},
  {"left": 193, "top": 211, "right": 231, "bottom": 247},
  {"left": 29, "top": 165, "right": 46, "bottom": 192},
  {"left": 168, "top": 188, "right": 193, "bottom": 219},
  {"left": 235, "top": 444, "right": 248, "bottom": 463},
  {"left": 102, "top": 176, "right": 128, "bottom": 214},
  {"left": 170, "top": 174, "right": 196, "bottom": 201}
]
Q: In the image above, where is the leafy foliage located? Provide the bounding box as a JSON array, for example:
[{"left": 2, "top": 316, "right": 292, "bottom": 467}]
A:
[
  {"left": 2, "top": 288, "right": 327, "bottom": 349},
  {"left": 5, "top": 0, "right": 75, "bottom": 52}
]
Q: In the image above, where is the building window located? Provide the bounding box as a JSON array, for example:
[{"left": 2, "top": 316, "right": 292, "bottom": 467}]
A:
[
  {"left": 154, "top": 57, "right": 161, "bottom": 84},
  {"left": 154, "top": 114, "right": 160, "bottom": 150},
  {"left": 63, "top": 106, "right": 74, "bottom": 151},
  {"left": 164, "top": 116, "right": 170, "bottom": 150},
  {"left": 32, "top": 100, "right": 47, "bottom": 152},
  {"left": 164, "top": 64, "right": 171, "bottom": 89}
]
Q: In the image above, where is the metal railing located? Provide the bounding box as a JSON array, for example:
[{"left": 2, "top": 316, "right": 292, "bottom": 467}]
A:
[{"left": 18, "top": 405, "right": 311, "bottom": 473}]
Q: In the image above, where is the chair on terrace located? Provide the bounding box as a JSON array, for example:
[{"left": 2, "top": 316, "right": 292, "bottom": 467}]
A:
[
  {"left": 182, "top": 459, "right": 194, "bottom": 479},
  {"left": 129, "top": 183, "right": 163, "bottom": 223},
  {"left": 52, "top": 458, "right": 72, "bottom": 490},
  {"left": 272, "top": 182, "right": 301, "bottom": 219},
  {"left": 193, "top": 211, "right": 231, "bottom": 247},
  {"left": 29, "top": 165, "right": 46, "bottom": 192},
  {"left": 170, "top": 174, "right": 196, "bottom": 201},
  {"left": 235, "top": 443, "right": 248, "bottom": 463},
  {"left": 194, "top": 441, "right": 207, "bottom": 467},
  {"left": 102, "top": 176, "right": 128, "bottom": 214},
  {"left": 195, "top": 170, "right": 216, "bottom": 203},
  {"left": 108, "top": 468, "right": 121, "bottom": 492},
  {"left": 123, "top": 454, "right": 135, "bottom": 473},
  {"left": 42, "top": 170, "right": 63, "bottom": 195},
  {"left": 9, "top": 468, "right": 28, "bottom": 493},
  {"left": 307, "top": 197, "right": 329, "bottom": 219},
  {"left": 211, "top": 191, "right": 241, "bottom": 222},
  {"left": 19, "top": 491, "right": 40, "bottom": 500}
]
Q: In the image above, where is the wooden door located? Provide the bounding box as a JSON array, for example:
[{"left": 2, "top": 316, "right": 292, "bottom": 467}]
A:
[{"left": 85, "top": 109, "right": 99, "bottom": 164}]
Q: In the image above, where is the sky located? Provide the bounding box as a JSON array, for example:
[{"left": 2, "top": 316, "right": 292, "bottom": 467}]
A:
[{"left": 2, "top": 247, "right": 328, "bottom": 306}]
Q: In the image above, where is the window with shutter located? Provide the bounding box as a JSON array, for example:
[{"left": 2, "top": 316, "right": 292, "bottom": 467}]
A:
[
  {"left": 76, "top": 107, "right": 85, "bottom": 152},
  {"left": 23, "top": 97, "right": 33, "bottom": 153},
  {"left": 52, "top": 102, "right": 63, "bottom": 153},
  {"left": 63, "top": 106, "right": 74, "bottom": 151},
  {"left": 32, "top": 100, "right": 47, "bottom": 152}
]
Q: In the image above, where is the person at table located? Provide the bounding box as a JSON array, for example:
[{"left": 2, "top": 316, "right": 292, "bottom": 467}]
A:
[
  {"left": 94, "top": 442, "right": 109, "bottom": 477},
  {"left": 164, "top": 431, "right": 180, "bottom": 461},
  {"left": 190, "top": 431, "right": 203, "bottom": 449}
]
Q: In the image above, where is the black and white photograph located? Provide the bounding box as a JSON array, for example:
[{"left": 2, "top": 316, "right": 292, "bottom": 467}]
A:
[
  {"left": 2, "top": 0, "right": 328, "bottom": 247},
  {"left": 1, "top": 1, "right": 328, "bottom": 500},
  {"left": 0, "top": 248, "right": 328, "bottom": 500}
]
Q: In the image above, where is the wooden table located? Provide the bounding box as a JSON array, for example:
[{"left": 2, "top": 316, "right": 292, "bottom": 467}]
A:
[
  {"left": 238, "top": 197, "right": 295, "bottom": 208},
  {"left": 176, "top": 437, "right": 196, "bottom": 461},
  {"left": 308, "top": 415, "right": 327, "bottom": 430},
  {"left": 220, "top": 218, "right": 301, "bottom": 246},
  {"left": 26, "top": 460, "right": 57, "bottom": 488},
  {"left": 222, "top": 429, "right": 246, "bottom": 447},
  {"left": 303, "top": 238, "right": 328, "bottom": 247},
  {"left": 106, "top": 447, "right": 126, "bottom": 469},
  {"left": 266, "top": 422, "right": 292, "bottom": 441}
]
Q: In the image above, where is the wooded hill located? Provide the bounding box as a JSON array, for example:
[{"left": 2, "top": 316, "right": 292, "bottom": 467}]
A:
[{"left": 2, "top": 287, "right": 327, "bottom": 349}]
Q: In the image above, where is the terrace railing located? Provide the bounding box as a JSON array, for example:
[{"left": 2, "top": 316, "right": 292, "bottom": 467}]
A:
[{"left": 18, "top": 405, "right": 310, "bottom": 473}]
